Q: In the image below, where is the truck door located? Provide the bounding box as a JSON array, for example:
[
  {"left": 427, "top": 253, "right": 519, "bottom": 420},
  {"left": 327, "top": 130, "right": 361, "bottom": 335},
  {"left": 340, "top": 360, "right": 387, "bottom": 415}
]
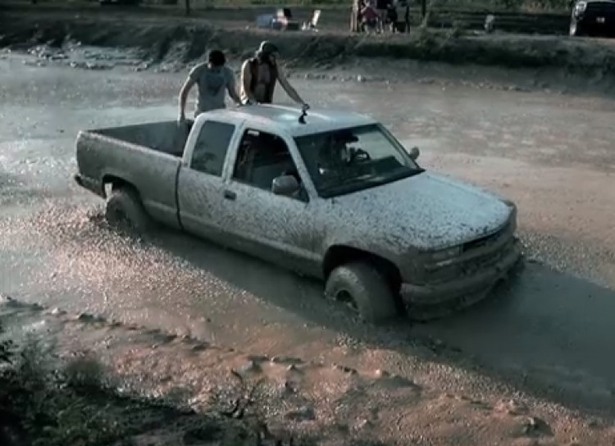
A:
[
  {"left": 176, "top": 118, "right": 243, "bottom": 251},
  {"left": 217, "top": 127, "right": 320, "bottom": 277}
]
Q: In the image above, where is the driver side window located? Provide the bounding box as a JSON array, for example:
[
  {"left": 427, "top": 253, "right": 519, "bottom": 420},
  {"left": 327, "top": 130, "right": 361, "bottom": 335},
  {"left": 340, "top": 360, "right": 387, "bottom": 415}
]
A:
[
  {"left": 232, "top": 129, "right": 306, "bottom": 201},
  {"left": 190, "top": 120, "right": 235, "bottom": 177}
]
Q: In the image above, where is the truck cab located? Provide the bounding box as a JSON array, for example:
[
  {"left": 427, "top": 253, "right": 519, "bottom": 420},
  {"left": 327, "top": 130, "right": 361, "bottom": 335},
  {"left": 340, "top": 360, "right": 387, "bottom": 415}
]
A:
[{"left": 176, "top": 105, "right": 334, "bottom": 277}]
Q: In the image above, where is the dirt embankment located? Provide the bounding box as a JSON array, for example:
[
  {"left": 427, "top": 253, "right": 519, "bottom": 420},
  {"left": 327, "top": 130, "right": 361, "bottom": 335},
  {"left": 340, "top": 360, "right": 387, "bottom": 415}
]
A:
[
  {"left": 2, "top": 10, "right": 615, "bottom": 89},
  {"left": 0, "top": 1, "right": 573, "bottom": 34}
]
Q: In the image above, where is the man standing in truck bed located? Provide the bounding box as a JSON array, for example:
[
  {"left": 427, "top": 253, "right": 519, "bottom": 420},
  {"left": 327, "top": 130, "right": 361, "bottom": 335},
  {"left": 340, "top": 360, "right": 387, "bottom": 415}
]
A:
[
  {"left": 178, "top": 49, "right": 242, "bottom": 122},
  {"left": 240, "top": 41, "right": 309, "bottom": 108}
]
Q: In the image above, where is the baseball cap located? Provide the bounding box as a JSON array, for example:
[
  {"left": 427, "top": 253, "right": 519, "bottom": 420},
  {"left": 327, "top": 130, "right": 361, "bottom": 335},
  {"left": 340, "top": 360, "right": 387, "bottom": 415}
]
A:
[{"left": 258, "top": 40, "right": 279, "bottom": 55}]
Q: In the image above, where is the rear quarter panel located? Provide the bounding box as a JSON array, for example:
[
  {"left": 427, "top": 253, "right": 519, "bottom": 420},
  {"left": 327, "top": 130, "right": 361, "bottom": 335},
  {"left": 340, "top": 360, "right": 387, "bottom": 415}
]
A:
[{"left": 76, "top": 130, "right": 182, "bottom": 228}]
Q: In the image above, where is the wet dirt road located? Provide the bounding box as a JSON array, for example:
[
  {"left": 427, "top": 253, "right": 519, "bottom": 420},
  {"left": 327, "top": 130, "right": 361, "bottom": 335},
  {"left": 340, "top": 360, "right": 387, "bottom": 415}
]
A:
[{"left": 1, "top": 53, "right": 615, "bottom": 418}]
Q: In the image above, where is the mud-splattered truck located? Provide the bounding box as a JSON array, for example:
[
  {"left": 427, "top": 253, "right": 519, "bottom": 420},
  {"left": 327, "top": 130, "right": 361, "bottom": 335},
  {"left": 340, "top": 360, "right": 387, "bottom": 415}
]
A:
[{"left": 74, "top": 104, "right": 522, "bottom": 323}]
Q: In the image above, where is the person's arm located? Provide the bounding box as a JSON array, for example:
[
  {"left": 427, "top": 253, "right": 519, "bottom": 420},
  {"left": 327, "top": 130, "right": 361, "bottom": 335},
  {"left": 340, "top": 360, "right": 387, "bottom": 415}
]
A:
[
  {"left": 276, "top": 65, "right": 307, "bottom": 106},
  {"left": 225, "top": 69, "right": 242, "bottom": 105},
  {"left": 178, "top": 76, "right": 196, "bottom": 122},
  {"left": 240, "top": 60, "right": 257, "bottom": 104}
]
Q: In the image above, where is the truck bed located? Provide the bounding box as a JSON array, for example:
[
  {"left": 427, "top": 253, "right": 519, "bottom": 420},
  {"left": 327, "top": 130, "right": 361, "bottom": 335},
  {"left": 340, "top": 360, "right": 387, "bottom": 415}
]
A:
[
  {"left": 93, "top": 121, "right": 191, "bottom": 157},
  {"left": 75, "top": 120, "right": 189, "bottom": 230}
]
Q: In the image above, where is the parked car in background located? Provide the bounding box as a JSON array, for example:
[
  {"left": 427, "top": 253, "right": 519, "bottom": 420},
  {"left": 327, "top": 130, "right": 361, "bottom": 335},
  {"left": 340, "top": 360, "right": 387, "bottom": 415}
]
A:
[{"left": 570, "top": 0, "right": 615, "bottom": 36}]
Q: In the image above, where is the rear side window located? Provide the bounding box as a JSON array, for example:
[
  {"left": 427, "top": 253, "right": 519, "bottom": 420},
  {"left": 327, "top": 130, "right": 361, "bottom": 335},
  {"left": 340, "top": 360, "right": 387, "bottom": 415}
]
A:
[{"left": 191, "top": 121, "right": 235, "bottom": 176}]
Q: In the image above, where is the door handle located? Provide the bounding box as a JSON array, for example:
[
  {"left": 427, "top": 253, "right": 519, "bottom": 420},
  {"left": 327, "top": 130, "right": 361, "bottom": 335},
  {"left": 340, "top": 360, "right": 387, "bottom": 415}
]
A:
[{"left": 223, "top": 190, "right": 236, "bottom": 200}]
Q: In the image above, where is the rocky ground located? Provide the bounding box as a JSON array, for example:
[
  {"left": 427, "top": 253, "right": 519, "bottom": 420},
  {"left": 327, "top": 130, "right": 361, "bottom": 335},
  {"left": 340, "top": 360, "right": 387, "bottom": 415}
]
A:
[{"left": 1, "top": 6, "right": 615, "bottom": 446}]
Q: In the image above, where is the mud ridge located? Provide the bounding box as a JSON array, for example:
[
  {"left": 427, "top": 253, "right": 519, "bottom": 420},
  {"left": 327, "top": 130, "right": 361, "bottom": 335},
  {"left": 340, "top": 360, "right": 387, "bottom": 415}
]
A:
[
  {"left": 4, "top": 292, "right": 614, "bottom": 444},
  {"left": 0, "top": 295, "right": 418, "bottom": 445},
  {"left": 2, "top": 12, "right": 615, "bottom": 86}
]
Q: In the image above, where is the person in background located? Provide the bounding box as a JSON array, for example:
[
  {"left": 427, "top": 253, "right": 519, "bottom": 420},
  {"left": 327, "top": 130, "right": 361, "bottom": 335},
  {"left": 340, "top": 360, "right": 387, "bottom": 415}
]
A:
[
  {"left": 178, "top": 49, "right": 241, "bottom": 123},
  {"left": 351, "top": 0, "right": 361, "bottom": 32},
  {"left": 361, "top": 0, "right": 380, "bottom": 33},
  {"left": 403, "top": 0, "right": 410, "bottom": 33},
  {"left": 375, "top": 0, "right": 390, "bottom": 32},
  {"left": 240, "top": 40, "right": 309, "bottom": 108},
  {"left": 386, "top": 1, "right": 398, "bottom": 32}
]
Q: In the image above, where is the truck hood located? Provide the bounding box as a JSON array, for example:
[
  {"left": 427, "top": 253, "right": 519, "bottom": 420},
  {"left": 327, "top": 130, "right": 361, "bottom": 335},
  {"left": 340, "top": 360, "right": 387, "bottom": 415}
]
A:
[{"left": 330, "top": 172, "right": 513, "bottom": 251}]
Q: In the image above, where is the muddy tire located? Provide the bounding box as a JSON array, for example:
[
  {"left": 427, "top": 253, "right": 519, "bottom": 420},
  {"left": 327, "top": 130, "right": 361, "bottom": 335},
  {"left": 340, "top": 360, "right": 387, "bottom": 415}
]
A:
[
  {"left": 325, "top": 262, "right": 398, "bottom": 324},
  {"left": 105, "top": 187, "right": 152, "bottom": 234}
]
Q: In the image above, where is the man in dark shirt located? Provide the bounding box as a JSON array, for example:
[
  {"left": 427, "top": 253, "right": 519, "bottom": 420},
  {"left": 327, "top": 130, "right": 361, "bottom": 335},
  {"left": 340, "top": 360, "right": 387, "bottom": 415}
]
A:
[{"left": 239, "top": 41, "right": 308, "bottom": 107}]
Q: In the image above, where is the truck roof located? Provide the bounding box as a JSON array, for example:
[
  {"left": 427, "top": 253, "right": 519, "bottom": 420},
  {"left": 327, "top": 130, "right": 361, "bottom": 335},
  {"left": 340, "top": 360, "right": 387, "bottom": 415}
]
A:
[{"left": 201, "top": 104, "right": 377, "bottom": 137}]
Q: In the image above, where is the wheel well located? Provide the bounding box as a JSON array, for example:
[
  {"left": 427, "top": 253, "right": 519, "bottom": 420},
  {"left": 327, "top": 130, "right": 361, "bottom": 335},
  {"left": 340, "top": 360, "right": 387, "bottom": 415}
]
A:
[
  {"left": 102, "top": 175, "right": 136, "bottom": 198},
  {"left": 323, "top": 246, "right": 402, "bottom": 292}
]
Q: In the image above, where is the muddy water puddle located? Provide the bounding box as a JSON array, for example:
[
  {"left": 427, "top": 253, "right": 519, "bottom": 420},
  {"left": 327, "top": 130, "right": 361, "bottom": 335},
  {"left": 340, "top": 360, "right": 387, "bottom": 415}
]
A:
[
  {"left": 2, "top": 201, "right": 615, "bottom": 415},
  {"left": 2, "top": 57, "right": 615, "bottom": 421}
]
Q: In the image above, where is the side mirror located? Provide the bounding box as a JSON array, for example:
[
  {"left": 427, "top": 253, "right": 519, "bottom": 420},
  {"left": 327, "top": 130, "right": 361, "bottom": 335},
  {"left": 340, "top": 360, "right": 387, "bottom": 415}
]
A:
[
  {"left": 409, "top": 146, "right": 420, "bottom": 161},
  {"left": 272, "top": 174, "right": 300, "bottom": 196}
]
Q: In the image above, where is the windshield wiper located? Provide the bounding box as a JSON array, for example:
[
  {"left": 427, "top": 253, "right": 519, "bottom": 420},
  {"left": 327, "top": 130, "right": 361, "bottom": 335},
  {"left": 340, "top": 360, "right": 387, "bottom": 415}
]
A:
[{"left": 319, "top": 168, "right": 424, "bottom": 198}]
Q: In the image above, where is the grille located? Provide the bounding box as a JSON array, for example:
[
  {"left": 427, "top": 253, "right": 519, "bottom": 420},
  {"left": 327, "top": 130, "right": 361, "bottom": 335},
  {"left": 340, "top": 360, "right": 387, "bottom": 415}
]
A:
[
  {"left": 462, "top": 222, "right": 510, "bottom": 253},
  {"left": 461, "top": 238, "right": 513, "bottom": 275},
  {"left": 426, "top": 223, "right": 513, "bottom": 284}
]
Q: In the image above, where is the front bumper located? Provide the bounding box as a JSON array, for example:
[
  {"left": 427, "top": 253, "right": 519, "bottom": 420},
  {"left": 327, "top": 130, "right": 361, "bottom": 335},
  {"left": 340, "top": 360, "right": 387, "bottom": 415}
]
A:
[{"left": 400, "top": 237, "right": 522, "bottom": 309}]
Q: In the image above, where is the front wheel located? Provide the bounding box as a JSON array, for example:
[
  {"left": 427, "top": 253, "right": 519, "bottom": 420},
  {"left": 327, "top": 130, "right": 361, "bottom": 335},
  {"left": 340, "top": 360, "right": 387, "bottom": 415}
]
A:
[{"left": 325, "top": 262, "right": 399, "bottom": 324}]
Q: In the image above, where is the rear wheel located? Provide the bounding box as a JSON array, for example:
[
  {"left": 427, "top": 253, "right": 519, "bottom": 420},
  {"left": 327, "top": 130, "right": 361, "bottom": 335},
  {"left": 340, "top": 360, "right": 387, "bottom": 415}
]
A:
[
  {"left": 105, "top": 187, "right": 152, "bottom": 234},
  {"left": 325, "top": 262, "right": 399, "bottom": 324}
]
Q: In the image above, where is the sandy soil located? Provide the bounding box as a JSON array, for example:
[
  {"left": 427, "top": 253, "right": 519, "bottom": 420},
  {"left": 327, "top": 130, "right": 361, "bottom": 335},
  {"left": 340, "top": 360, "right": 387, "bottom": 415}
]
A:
[{"left": 1, "top": 12, "right": 615, "bottom": 445}]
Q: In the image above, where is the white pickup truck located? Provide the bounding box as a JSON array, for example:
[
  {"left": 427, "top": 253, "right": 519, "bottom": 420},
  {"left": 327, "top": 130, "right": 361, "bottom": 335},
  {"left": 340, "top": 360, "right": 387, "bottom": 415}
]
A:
[{"left": 74, "top": 104, "right": 522, "bottom": 323}]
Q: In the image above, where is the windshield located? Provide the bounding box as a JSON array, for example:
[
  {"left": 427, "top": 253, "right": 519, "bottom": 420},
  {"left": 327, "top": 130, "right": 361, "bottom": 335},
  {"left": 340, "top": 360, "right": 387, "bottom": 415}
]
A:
[{"left": 294, "top": 124, "right": 423, "bottom": 198}]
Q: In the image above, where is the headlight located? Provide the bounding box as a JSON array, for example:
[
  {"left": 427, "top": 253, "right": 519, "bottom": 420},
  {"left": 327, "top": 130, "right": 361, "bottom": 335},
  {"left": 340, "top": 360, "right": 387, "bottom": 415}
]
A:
[
  {"left": 574, "top": 1, "right": 587, "bottom": 13},
  {"left": 431, "top": 246, "right": 462, "bottom": 262},
  {"left": 501, "top": 199, "right": 517, "bottom": 231}
]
